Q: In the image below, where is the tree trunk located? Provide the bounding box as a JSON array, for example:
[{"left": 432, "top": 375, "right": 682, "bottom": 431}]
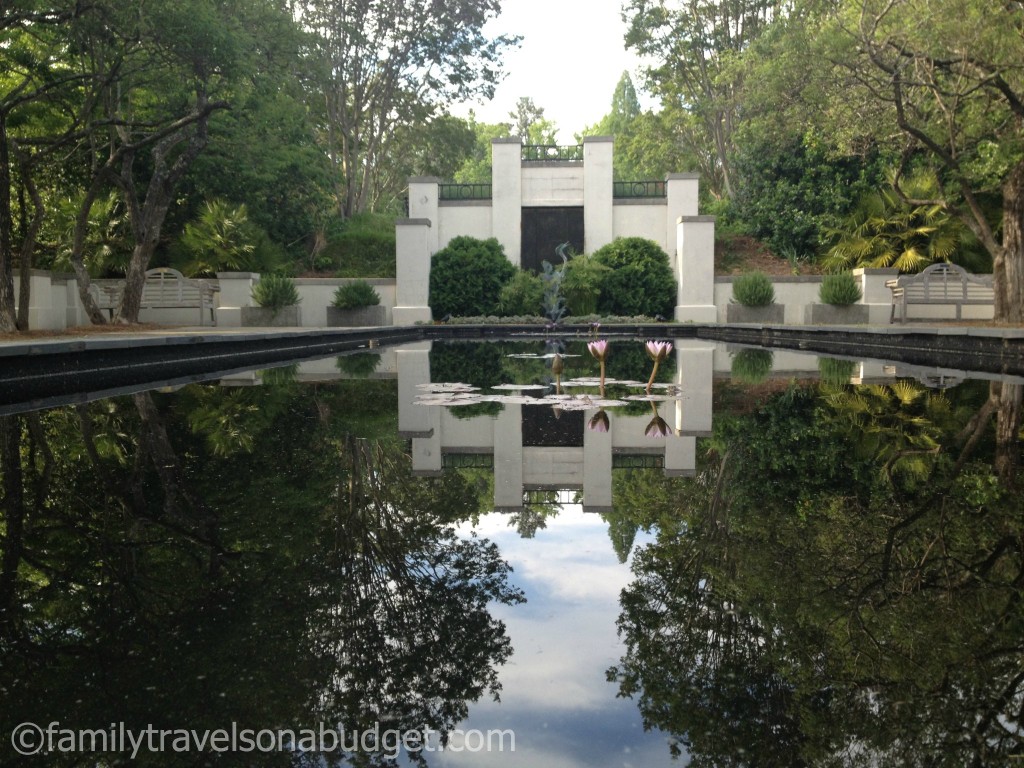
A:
[
  {"left": 116, "top": 94, "right": 217, "bottom": 324},
  {"left": 15, "top": 160, "right": 44, "bottom": 331},
  {"left": 0, "top": 112, "right": 16, "bottom": 332},
  {"left": 998, "top": 159, "right": 1024, "bottom": 324},
  {"left": 992, "top": 382, "right": 1022, "bottom": 488},
  {"left": 0, "top": 416, "right": 25, "bottom": 633}
]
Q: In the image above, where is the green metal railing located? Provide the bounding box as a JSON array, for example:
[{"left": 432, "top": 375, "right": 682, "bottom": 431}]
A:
[
  {"left": 522, "top": 144, "right": 583, "bottom": 162},
  {"left": 438, "top": 183, "right": 492, "bottom": 200},
  {"left": 613, "top": 180, "right": 667, "bottom": 198}
]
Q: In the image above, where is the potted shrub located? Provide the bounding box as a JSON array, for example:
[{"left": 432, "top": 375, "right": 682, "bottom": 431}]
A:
[
  {"left": 726, "top": 271, "right": 784, "bottom": 323},
  {"left": 241, "top": 274, "right": 302, "bottom": 326},
  {"left": 328, "top": 280, "right": 385, "bottom": 326},
  {"left": 805, "top": 272, "right": 869, "bottom": 324}
]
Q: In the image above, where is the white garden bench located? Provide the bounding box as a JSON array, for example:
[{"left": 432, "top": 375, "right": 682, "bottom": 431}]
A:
[
  {"left": 885, "top": 262, "right": 993, "bottom": 324},
  {"left": 90, "top": 267, "right": 220, "bottom": 326}
]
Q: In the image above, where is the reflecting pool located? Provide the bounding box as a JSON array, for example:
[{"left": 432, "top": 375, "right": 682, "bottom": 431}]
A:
[{"left": 0, "top": 338, "right": 1022, "bottom": 766}]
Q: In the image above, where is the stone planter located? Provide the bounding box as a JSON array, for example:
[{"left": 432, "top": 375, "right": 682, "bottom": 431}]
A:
[
  {"left": 804, "top": 303, "right": 870, "bottom": 325},
  {"left": 240, "top": 305, "right": 302, "bottom": 327},
  {"left": 326, "top": 305, "right": 387, "bottom": 327},
  {"left": 726, "top": 303, "right": 784, "bottom": 324}
]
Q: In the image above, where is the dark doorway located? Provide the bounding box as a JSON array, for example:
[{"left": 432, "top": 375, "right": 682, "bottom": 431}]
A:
[
  {"left": 521, "top": 207, "right": 584, "bottom": 272},
  {"left": 522, "top": 405, "right": 584, "bottom": 447}
]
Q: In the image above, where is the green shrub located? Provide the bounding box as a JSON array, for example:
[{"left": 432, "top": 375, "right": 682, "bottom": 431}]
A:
[
  {"left": 592, "top": 237, "right": 676, "bottom": 318},
  {"left": 332, "top": 280, "right": 381, "bottom": 309},
  {"left": 498, "top": 270, "right": 545, "bottom": 316},
  {"left": 730, "top": 348, "right": 774, "bottom": 384},
  {"left": 561, "top": 252, "right": 611, "bottom": 315},
  {"left": 336, "top": 352, "right": 381, "bottom": 377},
  {"left": 252, "top": 274, "right": 300, "bottom": 310},
  {"left": 819, "top": 272, "right": 862, "bottom": 306},
  {"left": 818, "top": 357, "right": 857, "bottom": 386},
  {"left": 430, "top": 236, "right": 516, "bottom": 318},
  {"left": 322, "top": 213, "right": 397, "bottom": 277},
  {"left": 731, "top": 272, "right": 775, "bottom": 307}
]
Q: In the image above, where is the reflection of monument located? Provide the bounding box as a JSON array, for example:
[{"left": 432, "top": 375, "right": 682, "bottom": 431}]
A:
[{"left": 397, "top": 341, "right": 716, "bottom": 513}]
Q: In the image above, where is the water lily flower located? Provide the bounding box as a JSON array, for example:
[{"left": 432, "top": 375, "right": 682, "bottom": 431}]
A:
[
  {"left": 588, "top": 409, "right": 610, "bottom": 432},
  {"left": 645, "top": 340, "right": 673, "bottom": 393},
  {"left": 587, "top": 339, "right": 608, "bottom": 361},
  {"left": 587, "top": 339, "right": 609, "bottom": 395},
  {"left": 645, "top": 340, "right": 673, "bottom": 362},
  {"left": 645, "top": 413, "right": 671, "bottom": 438},
  {"left": 551, "top": 353, "right": 564, "bottom": 394}
]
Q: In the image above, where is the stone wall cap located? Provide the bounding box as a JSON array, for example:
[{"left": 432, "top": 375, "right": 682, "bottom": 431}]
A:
[
  {"left": 852, "top": 267, "right": 899, "bottom": 275},
  {"left": 677, "top": 215, "right": 716, "bottom": 223},
  {"left": 492, "top": 137, "right": 523, "bottom": 145},
  {"left": 407, "top": 176, "right": 442, "bottom": 184},
  {"left": 395, "top": 218, "right": 432, "bottom": 227},
  {"left": 216, "top": 271, "right": 260, "bottom": 278},
  {"left": 666, "top": 172, "right": 701, "bottom": 180},
  {"left": 582, "top": 135, "right": 614, "bottom": 143}
]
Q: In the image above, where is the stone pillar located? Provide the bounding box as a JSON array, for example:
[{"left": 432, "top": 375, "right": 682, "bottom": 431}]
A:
[
  {"left": 583, "top": 136, "right": 614, "bottom": 253},
  {"left": 491, "top": 138, "right": 523, "bottom": 267},
  {"left": 215, "top": 272, "right": 259, "bottom": 327},
  {"left": 855, "top": 267, "right": 899, "bottom": 325},
  {"left": 666, "top": 173, "right": 700, "bottom": 259},
  {"left": 393, "top": 218, "right": 433, "bottom": 325},
  {"left": 407, "top": 177, "right": 440, "bottom": 255},
  {"left": 582, "top": 409, "right": 613, "bottom": 513},
  {"left": 675, "top": 216, "right": 718, "bottom": 323},
  {"left": 664, "top": 435, "right": 697, "bottom": 477},
  {"left": 674, "top": 340, "right": 714, "bottom": 435},
  {"left": 397, "top": 342, "right": 435, "bottom": 438},
  {"left": 493, "top": 404, "right": 524, "bottom": 512}
]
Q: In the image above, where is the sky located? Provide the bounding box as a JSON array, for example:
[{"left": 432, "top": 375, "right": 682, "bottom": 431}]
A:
[{"left": 450, "top": 0, "right": 656, "bottom": 143}]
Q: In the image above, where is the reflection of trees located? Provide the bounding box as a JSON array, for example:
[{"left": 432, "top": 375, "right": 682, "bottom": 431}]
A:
[
  {"left": 0, "top": 383, "right": 521, "bottom": 767},
  {"left": 315, "top": 436, "right": 524, "bottom": 764},
  {"left": 611, "top": 381, "right": 1024, "bottom": 766}
]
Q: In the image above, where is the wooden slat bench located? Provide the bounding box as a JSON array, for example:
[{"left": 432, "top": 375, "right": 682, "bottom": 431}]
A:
[
  {"left": 89, "top": 267, "right": 219, "bottom": 326},
  {"left": 885, "top": 262, "right": 993, "bottom": 324}
]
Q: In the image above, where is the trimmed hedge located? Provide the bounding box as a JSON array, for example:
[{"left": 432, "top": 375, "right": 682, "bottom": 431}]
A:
[
  {"left": 592, "top": 237, "right": 676, "bottom": 318},
  {"left": 430, "top": 236, "right": 517, "bottom": 319}
]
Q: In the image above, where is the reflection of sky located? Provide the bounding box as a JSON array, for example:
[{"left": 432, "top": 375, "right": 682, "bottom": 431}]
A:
[{"left": 422, "top": 507, "right": 681, "bottom": 767}]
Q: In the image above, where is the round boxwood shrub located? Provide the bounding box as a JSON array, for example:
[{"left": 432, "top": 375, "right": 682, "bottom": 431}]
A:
[
  {"left": 819, "top": 272, "right": 862, "bottom": 306},
  {"left": 332, "top": 279, "right": 380, "bottom": 309},
  {"left": 430, "top": 236, "right": 516, "bottom": 319},
  {"left": 592, "top": 237, "right": 676, "bottom": 318},
  {"left": 731, "top": 271, "right": 775, "bottom": 307},
  {"left": 730, "top": 348, "right": 774, "bottom": 384},
  {"left": 498, "top": 270, "right": 545, "bottom": 316},
  {"left": 252, "top": 274, "right": 300, "bottom": 310}
]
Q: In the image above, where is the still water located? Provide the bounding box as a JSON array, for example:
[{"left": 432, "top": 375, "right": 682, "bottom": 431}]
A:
[{"left": 0, "top": 338, "right": 1022, "bottom": 767}]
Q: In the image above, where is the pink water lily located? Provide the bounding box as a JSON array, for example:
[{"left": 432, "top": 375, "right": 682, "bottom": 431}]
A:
[
  {"left": 587, "top": 339, "right": 609, "bottom": 395},
  {"left": 645, "top": 413, "right": 671, "bottom": 438},
  {"left": 645, "top": 340, "right": 673, "bottom": 393},
  {"left": 588, "top": 410, "right": 610, "bottom": 432},
  {"left": 645, "top": 340, "right": 672, "bottom": 362},
  {"left": 587, "top": 339, "right": 608, "bottom": 361}
]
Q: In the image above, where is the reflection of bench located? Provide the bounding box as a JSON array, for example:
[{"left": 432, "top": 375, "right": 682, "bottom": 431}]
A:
[
  {"left": 90, "top": 268, "right": 219, "bottom": 326},
  {"left": 885, "top": 263, "right": 993, "bottom": 323}
]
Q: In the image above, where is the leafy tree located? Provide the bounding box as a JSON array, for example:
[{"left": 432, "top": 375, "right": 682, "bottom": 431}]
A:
[
  {"left": 453, "top": 113, "right": 512, "bottom": 183},
  {"left": 624, "top": 0, "right": 782, "bottom": 199},
  {"left": 826, "top": 0, "right": 1024, "bottom": 321},
  {"left": 297, "top": 0, "right": 519, "bottom": 218},
  {"left": 823, "top": 169, "right": 991, "bottom": 273},
  {"left": 508, "top": 96, "right": 547, "bottom": 141}
]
